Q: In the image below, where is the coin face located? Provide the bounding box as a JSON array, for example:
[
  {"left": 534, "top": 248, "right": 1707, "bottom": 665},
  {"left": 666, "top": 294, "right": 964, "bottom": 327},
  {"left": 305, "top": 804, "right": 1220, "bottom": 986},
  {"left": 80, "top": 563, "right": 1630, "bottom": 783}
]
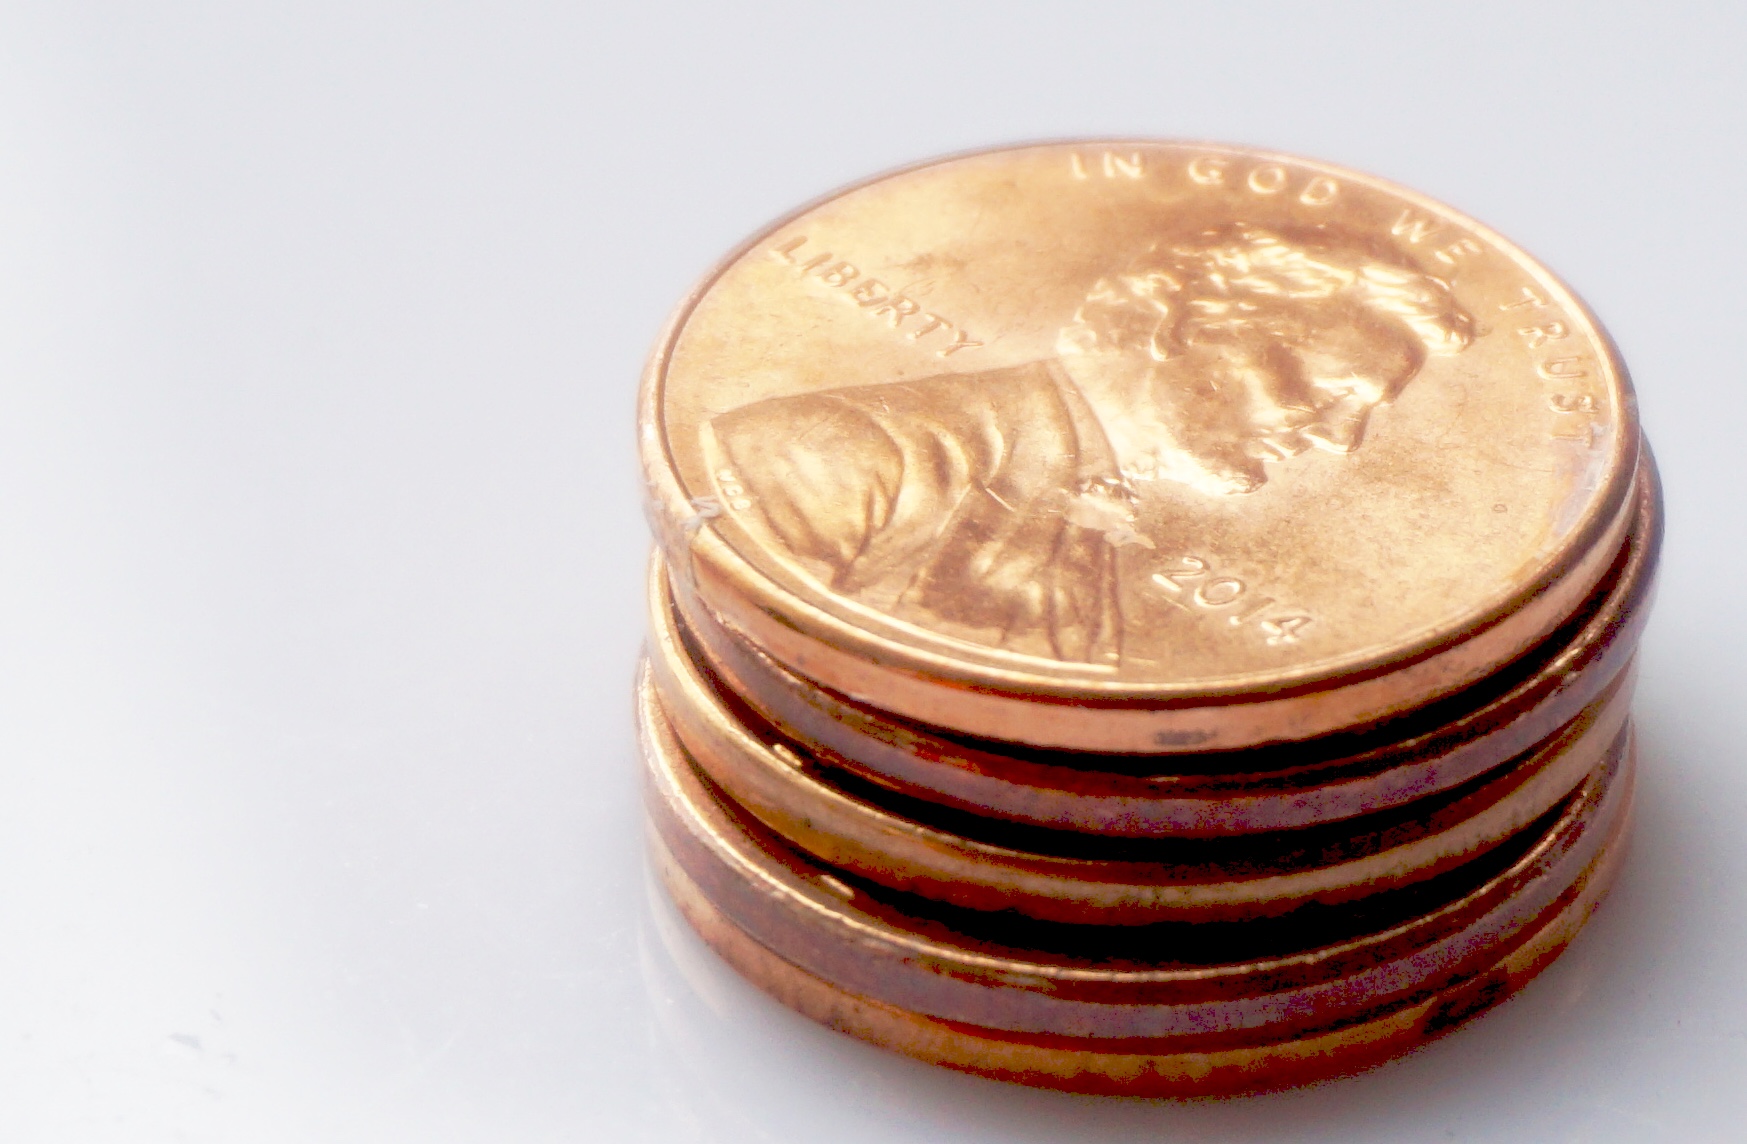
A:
[{"left": 642, "top": 142, "right": 1635, "bottom": 703}]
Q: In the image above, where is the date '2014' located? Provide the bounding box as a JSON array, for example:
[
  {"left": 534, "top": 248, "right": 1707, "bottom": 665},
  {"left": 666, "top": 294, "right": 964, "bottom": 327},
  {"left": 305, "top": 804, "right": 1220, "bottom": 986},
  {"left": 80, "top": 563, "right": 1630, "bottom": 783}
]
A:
[{"left": 1150, "top": 557, "right": 1313, "bottom": 646}]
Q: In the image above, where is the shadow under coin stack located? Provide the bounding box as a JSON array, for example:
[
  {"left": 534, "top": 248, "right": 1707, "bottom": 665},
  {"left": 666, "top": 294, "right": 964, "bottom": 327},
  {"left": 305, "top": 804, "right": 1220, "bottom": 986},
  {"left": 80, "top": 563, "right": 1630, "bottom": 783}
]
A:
[{"left": 633, "top": 141, "right": 1660, "bottom": 1096}]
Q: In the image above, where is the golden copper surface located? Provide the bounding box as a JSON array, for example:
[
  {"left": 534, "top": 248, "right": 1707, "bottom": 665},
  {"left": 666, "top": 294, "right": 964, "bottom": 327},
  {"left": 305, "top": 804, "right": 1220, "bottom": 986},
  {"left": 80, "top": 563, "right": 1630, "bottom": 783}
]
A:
[
  {"left": 663, "top": 453, "right": 1658, "bottom": 832},
  {"left": 650, "top": 786, "right": 1628, "bottom": 1097},
  {"left": 641, "top": 141, "right": 1639, "bottom": 751},
  {"left": 642, "top": 644, "right": 1626, "bottom": 923},
  {"left": 632, "top": 138, "right": 1658, "bottom": 1096},
  {"left": 641, "top": 670, "right": 1631, "bottom": 1039}
]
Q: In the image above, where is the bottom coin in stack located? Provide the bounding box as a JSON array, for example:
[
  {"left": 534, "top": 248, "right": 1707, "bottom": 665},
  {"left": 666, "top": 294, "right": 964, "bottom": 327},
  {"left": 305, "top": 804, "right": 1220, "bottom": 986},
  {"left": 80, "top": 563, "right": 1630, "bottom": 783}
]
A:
[{"left": 639, "top": 672, "right": 1634, "bottom": 1095}]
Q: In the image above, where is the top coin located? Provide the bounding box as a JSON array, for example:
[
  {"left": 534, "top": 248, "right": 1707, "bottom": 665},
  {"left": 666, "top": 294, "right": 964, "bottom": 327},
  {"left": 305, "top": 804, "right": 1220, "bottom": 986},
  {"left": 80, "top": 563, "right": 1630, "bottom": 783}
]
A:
[{"left": 640, "top": 141, "right": 1636, "bottom": 730}]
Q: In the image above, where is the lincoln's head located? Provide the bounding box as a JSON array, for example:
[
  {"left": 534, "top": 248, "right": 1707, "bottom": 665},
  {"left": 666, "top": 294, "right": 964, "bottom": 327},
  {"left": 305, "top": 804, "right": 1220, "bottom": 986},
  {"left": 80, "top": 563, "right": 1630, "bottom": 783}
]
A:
[{"left": 1057, "top": 225, "right": 1475, "bottom": 495}]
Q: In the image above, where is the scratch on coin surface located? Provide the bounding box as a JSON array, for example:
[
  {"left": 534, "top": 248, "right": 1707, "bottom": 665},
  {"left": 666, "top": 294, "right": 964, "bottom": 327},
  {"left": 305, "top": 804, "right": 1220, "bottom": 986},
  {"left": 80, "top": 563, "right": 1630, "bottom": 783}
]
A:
[{"left": 682, "top": 497, "right": 723, "bottom": 535}]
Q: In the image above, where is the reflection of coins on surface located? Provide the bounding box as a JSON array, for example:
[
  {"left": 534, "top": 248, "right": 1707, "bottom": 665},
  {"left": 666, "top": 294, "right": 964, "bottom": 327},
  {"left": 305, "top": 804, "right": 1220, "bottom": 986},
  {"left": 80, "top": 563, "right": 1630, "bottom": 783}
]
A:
[
  {"left": 659, "top": 458, "right": 1657, "bottom": 836},
  {"left": 640, "top": 681, "right": 1635, "bottom": 1093},
  {"left": 641, "top": 141, "right": 1641, "bottom": 752}
]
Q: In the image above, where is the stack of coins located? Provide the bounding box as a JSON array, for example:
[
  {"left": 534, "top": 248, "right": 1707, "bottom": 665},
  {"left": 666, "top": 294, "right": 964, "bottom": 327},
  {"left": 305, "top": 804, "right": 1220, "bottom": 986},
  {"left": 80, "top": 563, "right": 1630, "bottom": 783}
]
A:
[{"left": 633, "top": 141, "right": 1659, "bottom": 1095}]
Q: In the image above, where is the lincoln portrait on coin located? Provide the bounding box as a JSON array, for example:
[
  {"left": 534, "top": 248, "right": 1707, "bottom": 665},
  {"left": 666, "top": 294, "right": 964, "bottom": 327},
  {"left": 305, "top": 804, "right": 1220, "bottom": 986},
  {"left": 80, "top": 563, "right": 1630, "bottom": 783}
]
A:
[{"left": 705, "top": 225, "right": 1475, "bottom": 663}]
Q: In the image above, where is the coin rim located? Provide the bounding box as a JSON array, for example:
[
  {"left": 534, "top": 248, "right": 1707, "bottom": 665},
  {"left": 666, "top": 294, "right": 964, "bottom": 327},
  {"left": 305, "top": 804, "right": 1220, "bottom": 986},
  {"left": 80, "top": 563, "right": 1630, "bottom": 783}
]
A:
[
  {"left": 659, "top": 453, "right": 1655, "bottom": 819},
  {"left": 667, "top": 448, "right": 1658, "bottom": 754},
  {"left": 646, "top": 778, "right": 1629, "bottom": 1095},
  {"left": 641, "top": 641, "right": 1628, "bottom": 923},
  {"left": 641, "top": 678, "right": 1631, "bottom": 1035}
]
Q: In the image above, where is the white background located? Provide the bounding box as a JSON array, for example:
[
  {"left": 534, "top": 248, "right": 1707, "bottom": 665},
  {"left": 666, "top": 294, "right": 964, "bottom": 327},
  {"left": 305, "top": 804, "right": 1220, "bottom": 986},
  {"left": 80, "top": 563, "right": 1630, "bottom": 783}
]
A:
[{"left": 2, "top": 4, "right": 1742, "bottom": 1141}]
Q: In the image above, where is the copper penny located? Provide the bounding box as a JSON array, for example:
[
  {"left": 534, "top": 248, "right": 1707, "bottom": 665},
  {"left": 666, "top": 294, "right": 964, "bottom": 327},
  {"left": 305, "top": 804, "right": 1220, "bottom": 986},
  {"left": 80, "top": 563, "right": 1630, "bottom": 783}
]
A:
[
  {"left": 645, "top": 598, "right": 1629, "bottom": 923},
  {"left": 665, "top": 452, "right": 1658, "bottom": 835},
  {"left": 641, "top": 141, "right": 1640, "bottom": 751},
  {"left": 642, "top": 673, "right": 1632, "bottom": 1041},
  {"left": 651, "top": 807, "right": 1627, "bottom": 1096}
]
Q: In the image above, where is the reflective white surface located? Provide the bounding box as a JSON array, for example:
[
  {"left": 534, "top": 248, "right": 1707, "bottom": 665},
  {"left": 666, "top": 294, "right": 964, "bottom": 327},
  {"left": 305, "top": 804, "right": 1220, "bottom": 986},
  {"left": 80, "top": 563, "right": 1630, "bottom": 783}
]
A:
[{"left": 1, "top": 4, "right": 1742, "bottom": 1140}]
